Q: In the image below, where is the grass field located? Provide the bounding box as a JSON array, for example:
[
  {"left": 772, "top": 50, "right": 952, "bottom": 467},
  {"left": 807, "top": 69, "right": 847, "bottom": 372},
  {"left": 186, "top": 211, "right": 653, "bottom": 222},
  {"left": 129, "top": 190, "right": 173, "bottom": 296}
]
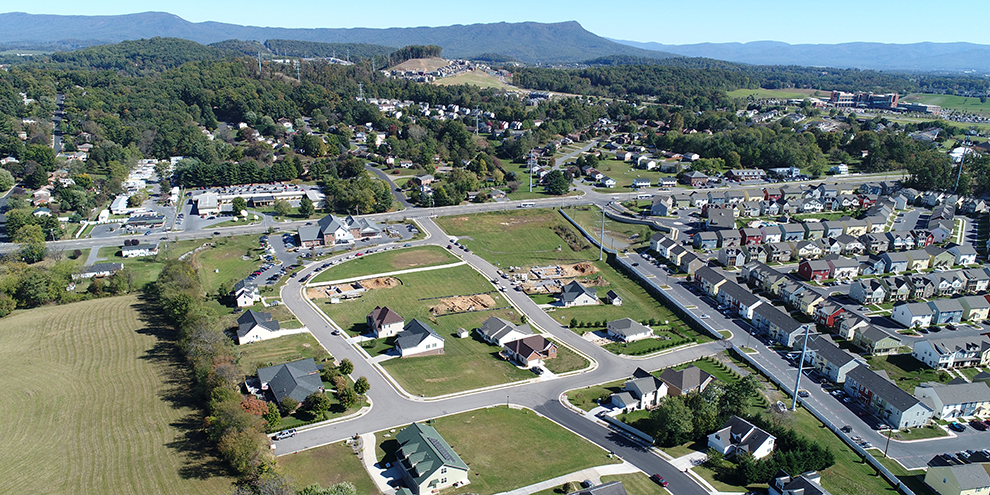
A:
[
  {"left": 436, "top": 209, "right": 599, "bottom": 268},
  {"left": 433, "top": 71, "right": 515, "bottom": 90},
  {"left": 565, "top": 206, "right": 656, "bottom": 251},
  {"left": 278, "top": 441, "right": 378, "bottom": 494},
  {"left": 600, "top": 473, "right": 670, "bottom": 495},
  {"left": 575, "top": 158, "right": 678, "bottom": 189},
  {"left": 236, "top": 333, "right": 331, "bottom": 376},
  {"left": 378, "top": 406, "right": 620, "bottom": 495},
  {"left": 0, "top": 296, "right": 235, "bottom": 494},
  {"left": 543, "top": 345, "right": 590, "bottom": 374},
  {"left": 902, "top": 93, "right": 990, "bottom": 115},
  {"left": 311, "top": 245, "right": 459, "bottom": 283},
  {"left": 315, "top": 264, "right": 535, "bottom": 396}
]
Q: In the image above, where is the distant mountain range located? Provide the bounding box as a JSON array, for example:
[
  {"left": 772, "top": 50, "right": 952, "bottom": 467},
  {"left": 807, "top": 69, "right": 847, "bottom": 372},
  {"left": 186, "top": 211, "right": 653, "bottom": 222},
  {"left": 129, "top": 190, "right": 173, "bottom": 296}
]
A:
[
  {"left": 609, "top": 39, "right": 990, "bottom": 73},
  {"left": 0, "top": 12, "right": 674, "bottom": 64}
]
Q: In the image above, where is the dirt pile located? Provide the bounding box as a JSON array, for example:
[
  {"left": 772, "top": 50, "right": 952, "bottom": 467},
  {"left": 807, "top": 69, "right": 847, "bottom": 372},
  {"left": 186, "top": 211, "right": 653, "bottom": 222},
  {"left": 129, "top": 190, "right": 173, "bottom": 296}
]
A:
[
  {"left": 430, "top": 294, "right": 497, "bottom": 314},
  {"left": 560, "top": 262, "right": 598, "bottom": 277},
  {"left": 359, "top": 277, "right": 400, "bottom": 289}
]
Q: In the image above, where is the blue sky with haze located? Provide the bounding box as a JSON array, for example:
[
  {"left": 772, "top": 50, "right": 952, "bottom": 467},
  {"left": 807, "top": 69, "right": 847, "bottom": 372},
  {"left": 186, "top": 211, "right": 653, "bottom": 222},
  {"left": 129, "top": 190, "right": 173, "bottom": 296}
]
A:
[{"left": 14, "top": 0, "right": 990, "bottom": 45}]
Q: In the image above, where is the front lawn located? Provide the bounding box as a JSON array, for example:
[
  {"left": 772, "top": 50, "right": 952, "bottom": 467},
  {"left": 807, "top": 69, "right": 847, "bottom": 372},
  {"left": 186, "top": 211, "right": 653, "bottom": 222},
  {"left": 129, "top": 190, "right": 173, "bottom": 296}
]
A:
[
  {"left": 600, "top": 473, "right": 671, "bottom": 495},
  {"left": 865, "top": 354, "right": 950, "bottom": 392},
  {"left": 543, "top": 344, "right": 590, "bottom": 374},
  {"left": 310, "top": 245, "right": 459, "bottom": 283},
  {"left": 278, "top": 440, "right": 378, "bottom": 494},
  {"left": 377, "top": 406, "right": 620, "bottom": 495},
  {"left": 886, "top": 425, "right": 948, "bottom": 441},
  {"left": 237, "top": 333, "right": 331, "bottom": 375},
  {"left": 565, "top": 379, "right": 625, "bottom": 411}
]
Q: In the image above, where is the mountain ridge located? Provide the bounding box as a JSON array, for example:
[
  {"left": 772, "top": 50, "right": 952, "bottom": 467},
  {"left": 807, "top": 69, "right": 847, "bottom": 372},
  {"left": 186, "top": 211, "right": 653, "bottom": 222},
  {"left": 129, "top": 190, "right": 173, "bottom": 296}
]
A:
[
  {"left": 0, "top": 12, "right": 676, "bottom": 64},
  {"left": 609, "top": 38, "right": 990, "bottom": 73}
]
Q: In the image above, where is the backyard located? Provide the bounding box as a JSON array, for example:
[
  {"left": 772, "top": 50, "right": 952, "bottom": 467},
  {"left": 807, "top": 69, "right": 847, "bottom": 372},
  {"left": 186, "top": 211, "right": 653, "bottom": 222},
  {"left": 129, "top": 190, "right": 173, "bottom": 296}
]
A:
[
  {"left": 310, "top": 245, "right": 459, "bottom": 283},
  {"left": 377, "top": 406, "right": 621, "bottom": 495},
  {"left": 865, "top": 354, "right": 950, "bottom": 392}
]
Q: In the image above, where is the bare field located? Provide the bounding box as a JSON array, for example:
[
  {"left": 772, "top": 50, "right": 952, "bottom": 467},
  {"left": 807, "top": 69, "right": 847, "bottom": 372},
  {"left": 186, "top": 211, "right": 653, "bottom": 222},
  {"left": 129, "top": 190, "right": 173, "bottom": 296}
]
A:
[
  {"left": 391, "top": 57, "right": 448, "bottom": 72},
  {"left": 0, "top": 296, "right": 234, "bottom": 494}
]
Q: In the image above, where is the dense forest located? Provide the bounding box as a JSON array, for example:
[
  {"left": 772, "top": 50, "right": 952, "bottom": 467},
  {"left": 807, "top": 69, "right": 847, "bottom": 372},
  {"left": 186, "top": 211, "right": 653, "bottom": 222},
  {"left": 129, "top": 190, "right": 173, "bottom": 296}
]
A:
[{"left": 264, "top": 39, "right": 395, "bottom": 60}]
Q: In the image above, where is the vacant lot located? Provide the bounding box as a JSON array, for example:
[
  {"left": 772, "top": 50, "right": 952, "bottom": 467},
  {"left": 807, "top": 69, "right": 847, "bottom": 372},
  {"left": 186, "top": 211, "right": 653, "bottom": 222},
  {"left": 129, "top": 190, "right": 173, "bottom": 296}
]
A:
[
  {"left": 726, "top": 88, "right": 822, "bottom": 100},
  {"left": 565, "top": 206, "right": 656, "bottom": 251},
  {"left": 600, "top": 473, "right": 670, "bottom": 495},
  {"left": 902, "top": 93, "right": 990, "bottom": 116},
  {"left": 0, "top": 296, "right": 234, "bottom": 494},
  {"left": 378, "top": 407, "right": 619, "bottom": 495},
  {"left": 311, "top": 245, "right": 459, "bottom": 283},
  {"left": 314, "top": 264, "right": 535, "bottom": 396},
  {"left": 236, "top": 333, "right": 332, "bottom": 376},
  {"left": 434, "top": 70, "right": 514, "bottom": 90},
  {"left": 279, "top": 440, "right": 379, "bottom": 494}
]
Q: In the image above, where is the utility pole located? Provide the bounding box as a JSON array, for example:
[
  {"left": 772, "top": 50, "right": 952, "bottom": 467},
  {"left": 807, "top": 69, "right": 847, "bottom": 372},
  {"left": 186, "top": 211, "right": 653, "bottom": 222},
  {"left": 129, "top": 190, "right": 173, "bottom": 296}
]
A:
[
  {"left": 596, "top": 204, "right": 610, "bottom": 261},
  {"left": 791, "top": 326, "right": 813, "bottom": 411},
  {"left": 358, "top": 83, "right": 365, "bottom": 102},
  {"left": 953, "top": 139, "right": 969, "bottom": 193},
  {"left": 295, "top": 60, "right": 301, "bottom": 83}
]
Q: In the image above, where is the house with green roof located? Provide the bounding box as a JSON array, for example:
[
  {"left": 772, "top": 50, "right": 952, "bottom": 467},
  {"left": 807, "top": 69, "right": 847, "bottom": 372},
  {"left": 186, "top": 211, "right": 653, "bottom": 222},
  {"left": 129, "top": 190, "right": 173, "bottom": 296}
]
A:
[{"left": 395, "top": 422, "right": 470, "bottom": 494}]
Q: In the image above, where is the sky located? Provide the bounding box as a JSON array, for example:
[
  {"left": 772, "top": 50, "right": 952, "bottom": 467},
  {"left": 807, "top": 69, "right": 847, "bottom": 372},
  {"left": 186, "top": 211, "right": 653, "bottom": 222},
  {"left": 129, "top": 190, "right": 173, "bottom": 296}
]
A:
[{"left": 13, "top": 0, "right": 990, "bottom": 45}]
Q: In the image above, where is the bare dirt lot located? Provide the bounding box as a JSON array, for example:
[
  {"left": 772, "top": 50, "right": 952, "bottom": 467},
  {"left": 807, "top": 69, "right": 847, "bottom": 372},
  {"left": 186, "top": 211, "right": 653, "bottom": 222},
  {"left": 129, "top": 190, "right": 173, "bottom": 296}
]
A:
[
  {"left": 308, "top": 276, "right": 400, "bottom": 299},
  {"left": 391, "top": 57, "right": 448, "bottom": 72},
  {"left": 430, "top": 294, "right": 497, "bottom": 314}
]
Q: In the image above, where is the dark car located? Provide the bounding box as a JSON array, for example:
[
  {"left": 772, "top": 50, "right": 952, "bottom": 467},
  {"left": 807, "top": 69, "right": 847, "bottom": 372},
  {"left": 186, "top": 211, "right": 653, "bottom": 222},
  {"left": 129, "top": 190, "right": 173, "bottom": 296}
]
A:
[
  {"left": 950, "top": 422, "right": 967, "bottom": 432},
  {"left": 530, "top": 366, "right": 544, "bottom": 375},
  {"left": 970, "top": 420, "right": 988, "bottom": 431},
  {"left": 650, "top": 474, "right": 668, "bottom": 487}
]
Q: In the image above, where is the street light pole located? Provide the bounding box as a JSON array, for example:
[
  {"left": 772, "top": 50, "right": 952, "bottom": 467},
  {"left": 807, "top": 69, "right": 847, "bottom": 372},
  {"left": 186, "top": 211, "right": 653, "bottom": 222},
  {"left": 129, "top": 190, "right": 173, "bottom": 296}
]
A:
[
  {"left": 883, "top": 429, "right": 892, "bottom": 458},
  {"left": 791, "top": 325, "right": 813, "bottom": 412}
]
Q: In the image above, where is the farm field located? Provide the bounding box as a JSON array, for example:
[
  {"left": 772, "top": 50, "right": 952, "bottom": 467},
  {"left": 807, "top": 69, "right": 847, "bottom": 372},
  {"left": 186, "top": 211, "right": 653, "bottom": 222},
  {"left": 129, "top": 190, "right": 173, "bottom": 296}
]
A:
[
  {"left": 311, "top": 245, "right": 459, "bottom": 283},
  {"left": 377, "top": 406, "right": 620, "bottom": 495},
  {"left": 278, "top": 441, "right": 378, "bottom": 494},
  {"left": 902, "top": 93, "right": 990, "bottom": 115},
  {"left": 312, "top": 264, "right": 536, "bottom": 396},
  {"left": 0, "top": 296, "right": 235, "bottom": 494}
]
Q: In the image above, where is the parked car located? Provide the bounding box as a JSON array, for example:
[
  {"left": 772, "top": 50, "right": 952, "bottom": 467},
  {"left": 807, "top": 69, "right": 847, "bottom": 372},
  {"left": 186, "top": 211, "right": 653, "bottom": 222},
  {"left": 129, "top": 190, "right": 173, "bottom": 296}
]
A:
[
  {"left": 969, "top": 420, "right": 988, "bottom": 431},
  {"left": 273, "top": 429, "right": 296, "bottom": 440},
  {"left": 949, "top": 422, "right": 967, "bottom": 432},
  {"left": 650, "top": 475, "right": 668, "bottom": 487}
]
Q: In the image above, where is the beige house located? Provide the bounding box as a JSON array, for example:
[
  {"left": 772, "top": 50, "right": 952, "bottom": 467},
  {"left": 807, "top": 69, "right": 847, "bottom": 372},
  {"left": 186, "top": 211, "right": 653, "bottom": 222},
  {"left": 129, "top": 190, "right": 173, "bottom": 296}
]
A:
[{"left": 925, "top": 463, "right": 990, "bottom": 495}]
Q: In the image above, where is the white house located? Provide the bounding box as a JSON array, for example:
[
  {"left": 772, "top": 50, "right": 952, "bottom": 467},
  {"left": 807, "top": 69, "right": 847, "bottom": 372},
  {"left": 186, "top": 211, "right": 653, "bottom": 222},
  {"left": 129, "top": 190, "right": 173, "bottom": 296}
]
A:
[
  {"left": 367, "top": 306, "right": 404, "bottom": 338},
  {"left": 236, "top": 310, "right": 282, "bottom": 345},
  {"left": 891, "top": 301, "right": 934, "bottom": 329},
  {"left": 558, "top": 280, "right": 598, "bottom": 307},
  {"left": 708, "top": 416, "right": 776, "bottom": 459},
  {"left": 121, "top": 243, "right": 159, "bottom": 258},
  {"left": 947, "top": 244, "right": 978, "bottom": 266},
  {"left": 395, "top": 319, "right": 445, "bottom": 357},
  {"left": 912, "top": 336, "right": 990, "bottom": 369},
  {"left": 914, "top": 381, "right": 990, "bottom": 420},
  {"left": 612, "top": 368, "right": 668, "bottom": 412},
  {"left": 606, "top": 318, "right": 653, "bottom": 342},
  {"left": 476, "top": 316, "right": 532, "bottom": 347},
  {"left": 233, "top": 280, "right": 261, "bottom": 308}
]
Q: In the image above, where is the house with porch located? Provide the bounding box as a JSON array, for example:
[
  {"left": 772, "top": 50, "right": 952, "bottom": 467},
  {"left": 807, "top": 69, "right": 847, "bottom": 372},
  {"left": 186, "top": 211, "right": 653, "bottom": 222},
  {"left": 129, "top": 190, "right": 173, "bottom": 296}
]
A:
[
  {"left": 912, "top": 336, "right": 990, "bottom": 369},
  {"left": 852, "top": 325, "right": 902, "bottom": 356},
  {"left": 960, "top": 295, "right": 990, "bottom": 321},
  {"left": 892, "top": 301, "right": 935, "bottom": 329},
  {"left": 394, "top": 422, "right": 470, "bottom": 494},
  {"left": 717, "top": 229, "right": 742, "bottom": 248},
  {"left": 559, "top": 281, "right": 598, "bottom": 307},
  {"left": 708, "top": 416, "right": 776, "bottom": 460},
  {"left": 843, "top": 365, "right": 933, "bottom": 429},
  {"left": 929, "top": 299, "right": 964, "bottom": 325},
  {"left": 850, "top": 279, "right": 888, "bottom": 305}
]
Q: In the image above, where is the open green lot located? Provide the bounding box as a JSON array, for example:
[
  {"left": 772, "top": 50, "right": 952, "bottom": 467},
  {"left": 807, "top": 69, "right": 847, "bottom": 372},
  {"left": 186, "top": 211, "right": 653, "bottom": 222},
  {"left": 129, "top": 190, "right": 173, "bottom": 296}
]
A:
[
  {"left": 600, "top": 473, "right": 670, "bottom": 495},
  {"left": 0, "top": 296, "right": 235, "bottom": 494},
  {"left": 434, "top": 70, "right": 515, "bottom": 90},
  {"left": 315, "top": 264, "right": 536, "bottom": 396},
  {"left": 278, "top": 440, "right": 379, "bottom": 494},
  {"left": 542, "top": 344, "right": 589, "bottom": 374},
  {"left": 236, "top": 333, "right": 331, "bottom": 375},
  {"left": 865, "top": 354, "right": 949, "bottom": 392},
  {"left": 311, "top": 245, "right": 459, "bottom": 283},
  {"left": 575, "top": 158, "right": 679, "bottom": 189},
  {"left": 727, "top": 88, "right": 820, "bottom": 100},
  {"left": 377, "top": 406, "right": 620, "bottom": 495},
  {"left": 902, "top": 93, "right": 990, "bottom": 116},
  {"left": 565, "top": 205, "right": 656, "bottom": 251},
  {"left": 436, "top": 209, "right": 598, "bottom": 267}
]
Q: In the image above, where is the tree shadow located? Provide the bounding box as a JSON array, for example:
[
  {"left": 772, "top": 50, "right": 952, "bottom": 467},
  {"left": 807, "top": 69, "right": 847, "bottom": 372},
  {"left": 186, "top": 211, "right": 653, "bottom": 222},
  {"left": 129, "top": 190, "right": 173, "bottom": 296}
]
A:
[{"left": 133, "top": 295, "right": 236, "bottom": 480}]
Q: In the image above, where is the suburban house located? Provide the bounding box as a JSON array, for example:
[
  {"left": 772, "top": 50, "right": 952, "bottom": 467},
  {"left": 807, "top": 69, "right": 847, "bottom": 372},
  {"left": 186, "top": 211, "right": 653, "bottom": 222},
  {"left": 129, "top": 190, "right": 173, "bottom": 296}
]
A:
[
  {"left": 770, "top": 471, "right": 832, "bottom": 495},
  {"left": 606, "top": 318, "right": 654, "bottom": 342},
  {"left": 892, "top": 302, "right": 935, "bottom": 328},
  {"left": 651, "top": 196, "right": 674, "bottom": 216},
  {"left": 850, "top": 279, "right": 888, "bottom": 305},
  {"left": 606, "top": 290, "right": 623, "bottom": 306},
  {"left": 367, "top": 306, "right": 404, "bottom": 338},
  {"left": 73, "top": 262, "right": 124, "bottom": 280},
  {"left": 706, "top": 209, "right": 736, "bottom": 231},
  {"left": 843, "top": 365, "right": 933, "bottom": 429},
  {"left": 236, "top": 310, "right": 282, "bottom": 345},
  {"left": 559, "top": 281, "right": 598, "bottom": 307},
  {"left": 779, "top": 223, "right": 806, "bottom": 242},
  {"left": 233, "top": 280, "right": 261, "bottom": 308},
  {"left": 679, "top": 252, "right": 705, "bottom": 275},
  {"left": 852, "top": 325, "right": 902, "bottom": 356},
  {"left": 394, "top": 422, "right": 470, "bottom": 494},
  {"left": 659, "top": 365, "right": 714, "bottom": 396},
  {"left": 611, "top": 368, "right": 668, "bottom": 412},
  {"left": 928, "top": 299, "right": 964, "bottom": 325},
  {"left": 718, "top": 248, "right": 747, "bottom": 268},
  {"left": 716, "top": 281, "right": 764, "bottom": 319},
  {"left": 821, "top": 221, "right": 844, "bottom": 239},
  {"left": 502, "top": 335, "right": 558, "bottom": 367},
  {"left": 396, "top": 319, "right": 446, "bottom": 357},
  {"left": 805, "top": 335, "right": 864, "bottom": 383},
  {"left": 914, "top": 382, "right": 990, "bottom": 420},
  {"left": 926, "top": 245, "right": 956, "bottom": 270},
  {"left": 740, "top": 228, "right": 763, "bottom": 246},
  {"left": 717, "top": 229, "right": 742, "bottom": 248},
  {"left": 475, "top": 316, "right": 532, "bottom": 347},
  {"left": 912, "top": 336, "right": 990, "bottom": 369},
  {"left": 760, "top": 226, "right": 783, "bottom": 244},
  {"left": 963, "top": 268, "right": 990, "bottom": 293},
  {"left": 826, "top": 256, "right": 860, "bottom": 280},
  {"left": 122, "top": 243, "right": 159, "bottom": 258},
  {"left": 923, "top": 463, "right": 990, "bottom": 495},
  {"left": 798, "top": 260, "right": 832, "bottom": 281},
  {"left": 257, "top": 358, "right": 324, "bottom": 407},
  {"left": 650, "top": 234, "right": 678, "bottom": 257},
  {"left": 947, "top": 244, "right": 978, "bottom": 266},
  {"left": 960, "top": 295, "right": 990, "bottom": 321},
  {"left": 804, "top": 222, "right": 826, "bottom": 240},
  {"left": 708, "top": 415, "right": 776, "bottom": 460},
  {"left": 695, "top": 266, "right": 728, "bottom": 296},
  {"left": 909, "top": 275, "right": 937, "bottom": 300},
  {"left": 884, "top": 276, "right": 912, "bottom": 302},
  {"left": 693, "top": 231, "right": 719, "bottom": 250},
  {"left": 886, "top": 232, "right": 914, "bottom": 251},
  {"left": 794, "top": 240, "right": 824, "bottom": 260},
  {"left": 752, "top": 303, "right": 813, "bottom": 348},
  {"left": 881, "top": 252, "right": 910, "bottom": 274}
]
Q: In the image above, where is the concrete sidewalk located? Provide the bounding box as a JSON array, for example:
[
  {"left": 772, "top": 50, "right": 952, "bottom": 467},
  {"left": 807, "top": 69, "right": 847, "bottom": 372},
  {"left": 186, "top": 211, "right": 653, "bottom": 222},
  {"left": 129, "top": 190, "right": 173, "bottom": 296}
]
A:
[{"left": 495, "top": 461, "right": 641, "bottom": 495}]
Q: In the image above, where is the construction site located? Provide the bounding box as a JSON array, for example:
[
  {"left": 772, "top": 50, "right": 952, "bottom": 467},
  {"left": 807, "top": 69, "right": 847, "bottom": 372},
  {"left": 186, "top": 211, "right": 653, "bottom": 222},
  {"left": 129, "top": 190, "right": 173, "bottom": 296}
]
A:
[
  {"left": 306, "top": 276, "right": 401, "bottom": 300},
  {"left": 503, "top": 262, "right": 609, "bottom": 295}
]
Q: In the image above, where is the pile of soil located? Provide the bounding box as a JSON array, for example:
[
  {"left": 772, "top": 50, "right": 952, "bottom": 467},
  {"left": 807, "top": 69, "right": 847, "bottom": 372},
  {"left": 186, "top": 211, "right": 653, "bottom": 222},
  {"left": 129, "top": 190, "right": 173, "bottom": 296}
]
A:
[
  {"left": 430, "top": 294, "right": 497, "bottom": 314},
  {"left": 560, "top": 262, "right": 598, "bottom": 277},
  {"left": 359, "top": 277, "right": 400, "bottom": 289},
  {"left": 307, "top": 288, "right": 328, "bottom": 299}
]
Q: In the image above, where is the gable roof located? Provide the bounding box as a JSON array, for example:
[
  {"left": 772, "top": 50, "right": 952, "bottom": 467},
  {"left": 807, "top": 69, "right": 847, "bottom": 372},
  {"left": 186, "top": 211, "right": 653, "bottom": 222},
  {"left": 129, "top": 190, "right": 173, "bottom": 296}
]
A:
[
  {"left": 477, "top": 316, "right": 532, "bottom": 342},
  {"left": 560, "top": 280, "right": 596, "bottom": 304},
  {"left": 714, "top": 415, "right": 775, "bottom": 455},
  {"left": 257, "top": 358, "right": 322, "bottom": 404},
  {"left": 917, "top": 381, "right": 990, "bottom": 407},
  {"left": 395, "top": 422, "right": 469, "bottom": 485},
  {"left": 504, "top": 335, "right": 556, "bottom": 359},
  {"left": 567, "top": 481, "right": 629, "bottom": 495},
  {"left": 659, "top": 365, "right": 713, "bottom": 393},
  {"left": 396, "top": 319, "right": 444, "bottom": 349},
  {"left": 931, "top": 464, "right": 990, "bottom": 490},
  {"left": 846, "top": 365, "right": 928, "bottom": 413},
  {"left": 608, "top": 318, "right": 652, "bottom": 337},
  {"left": 370, "top": 306, "right": 404, "bottom": 327},
  {"left": 237, "top": 309, "right": 280, "bottom": 338}
]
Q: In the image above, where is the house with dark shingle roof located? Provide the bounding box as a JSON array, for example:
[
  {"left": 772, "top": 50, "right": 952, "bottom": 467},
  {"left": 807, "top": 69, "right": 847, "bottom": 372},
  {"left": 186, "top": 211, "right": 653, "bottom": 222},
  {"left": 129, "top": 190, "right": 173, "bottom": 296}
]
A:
[
  {"left": 396, "top": 319, "right": 445, "bottom": 357},
  {"left": 236, "top": 309, "right": 282, "bottom": 345},
  {"left": 612, "top": 367, "right": 668, "bottom": 411},
  {"left": 805, "top": 335, "right": 864, "bottom": 383},
  {"left": 708, "top": 415, "right": 776, "bottom": 459},
  {"left": 502, "top": 335, "right": 557, "bottom": 367},
  {"left": 770, "top": 471, "right": 832, "bottom": 495},
  {"left": 659, "top": 365, "right": 714, "bottom": 396},
  {"left": 258, "top": 358, "right": 323, "bottom": 407},
  {"left": 558, "top": 280, "right": 598, "bottom": 307},
  {"left": 395, "top": 422, "right": 470, "bottom": 494},
  {"left": 843, "top": 365, "right": 932, "bottom": 429},
  {"left": 367, "top": 306, "right": 404, "bottom": 338}
]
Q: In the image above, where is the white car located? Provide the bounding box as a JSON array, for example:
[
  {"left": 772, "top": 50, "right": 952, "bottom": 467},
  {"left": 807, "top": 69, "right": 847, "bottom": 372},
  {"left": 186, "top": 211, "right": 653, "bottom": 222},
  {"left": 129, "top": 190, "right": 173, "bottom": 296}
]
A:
[
  {"left": 273, "top": 428, "right": 297, "bottom": 440},
  {"left": 699, "top": 314, "right": 710, "bottom": 319}
]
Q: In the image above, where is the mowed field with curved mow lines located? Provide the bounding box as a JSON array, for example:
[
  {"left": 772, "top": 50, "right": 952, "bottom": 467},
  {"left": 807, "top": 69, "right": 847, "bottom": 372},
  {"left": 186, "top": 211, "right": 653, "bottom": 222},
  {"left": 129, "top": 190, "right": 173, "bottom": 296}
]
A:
[{"left": 0, "top": 295, "right": 235, "bottom": 494}]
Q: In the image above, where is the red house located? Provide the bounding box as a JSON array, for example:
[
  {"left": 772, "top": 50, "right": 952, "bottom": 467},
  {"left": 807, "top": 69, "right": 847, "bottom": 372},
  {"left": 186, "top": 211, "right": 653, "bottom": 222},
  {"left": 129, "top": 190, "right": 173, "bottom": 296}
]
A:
[
  {"left": 763, "top": 188, "right": 782, "bottom": 201},
  {"left": 739, "top": 228, "right": 763, "bottom": 246},
  {"left": 858, "top": 195, "right": 876, "bottom": 208},
  {"left": 910, "top": 229, "right": 934, "bottom": 248},
  {"left": 798, "top": 259, "right": 832, "bottom": 281},
  {"left": 814, "top": 302, "right": 846, "bottom": 329}
]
